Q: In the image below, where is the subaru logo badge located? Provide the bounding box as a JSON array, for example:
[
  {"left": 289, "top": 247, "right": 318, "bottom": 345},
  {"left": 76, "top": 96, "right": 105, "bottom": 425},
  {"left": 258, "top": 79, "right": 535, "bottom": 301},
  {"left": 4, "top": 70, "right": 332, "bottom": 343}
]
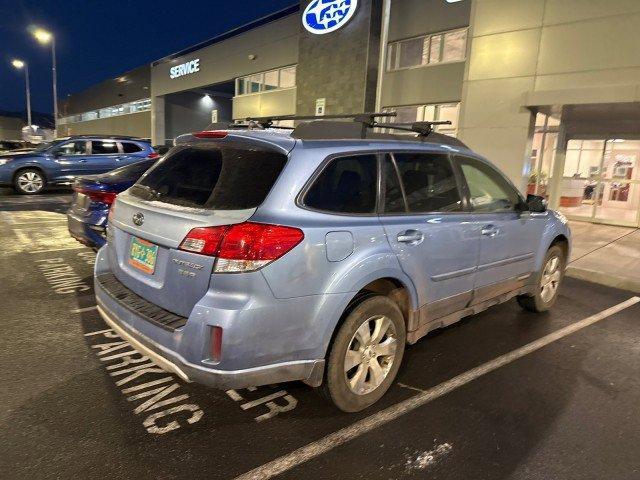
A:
[
  {"left": 302, "top": 0, "right": 358, "bottom": 35},
  {"left": 132, "top": 212, "right": 144, "bottom": 226}
]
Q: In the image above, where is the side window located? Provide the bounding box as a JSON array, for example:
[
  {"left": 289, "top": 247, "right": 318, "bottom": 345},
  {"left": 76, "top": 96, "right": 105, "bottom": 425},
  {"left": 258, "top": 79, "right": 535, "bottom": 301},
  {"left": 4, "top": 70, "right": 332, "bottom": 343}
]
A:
[
  {"left": 122, "top": 142, "right": 142, "bottom": 153},
  {"left": 383, "top": 155, "right": 406, "bottom": 213},
  {"left": 393, "top": 152, "right": 462, "bottom": 213},
  {"left": 91, "top": 140, "right": 119, "bottom": 154},
  {"left": 458, "top": 157, "right": 520, "bottom": 213},
  {"left": 55, "top": 141, "right": 87, "bottom": 156},
  {"left": 304, "top": 155, "right": 378, "bottom": 214}
]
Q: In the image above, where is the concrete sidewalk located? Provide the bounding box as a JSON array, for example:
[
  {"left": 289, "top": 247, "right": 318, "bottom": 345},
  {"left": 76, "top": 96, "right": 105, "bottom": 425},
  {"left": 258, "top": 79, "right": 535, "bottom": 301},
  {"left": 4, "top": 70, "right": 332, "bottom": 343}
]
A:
[{"left": 567, "top": 221, "right": 640, "bottom": 293}]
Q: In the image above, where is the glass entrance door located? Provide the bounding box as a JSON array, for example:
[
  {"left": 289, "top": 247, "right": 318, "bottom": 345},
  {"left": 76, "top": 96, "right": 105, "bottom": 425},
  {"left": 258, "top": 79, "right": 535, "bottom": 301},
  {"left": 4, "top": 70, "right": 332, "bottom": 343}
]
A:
[
  {"left": 594, "top": 140, "right": 640, "bottom": 225},
  {"left": 558, "top": 139, "right": 640, "bottom": 227}
]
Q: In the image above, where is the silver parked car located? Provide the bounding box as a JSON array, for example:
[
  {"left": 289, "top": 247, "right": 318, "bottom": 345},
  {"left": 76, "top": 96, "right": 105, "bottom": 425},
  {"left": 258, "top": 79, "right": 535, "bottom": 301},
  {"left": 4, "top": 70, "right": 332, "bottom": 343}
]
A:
[{"left": 94, "top": 116, "right": 571, "bottom": 412}]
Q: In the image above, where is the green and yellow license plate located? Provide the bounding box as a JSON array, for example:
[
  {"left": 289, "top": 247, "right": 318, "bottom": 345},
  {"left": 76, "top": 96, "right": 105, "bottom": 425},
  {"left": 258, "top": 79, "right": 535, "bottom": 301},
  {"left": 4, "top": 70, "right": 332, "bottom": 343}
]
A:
[{"left": 128, "top": 237, "right": 158, "bottom": 274}]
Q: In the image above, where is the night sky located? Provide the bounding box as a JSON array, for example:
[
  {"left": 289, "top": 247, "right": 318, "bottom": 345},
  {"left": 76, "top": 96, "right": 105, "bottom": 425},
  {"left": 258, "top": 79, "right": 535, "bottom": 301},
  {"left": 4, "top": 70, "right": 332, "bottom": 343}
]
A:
[{"left": 0, "top": 0, "right": 296, "bottom": 117}]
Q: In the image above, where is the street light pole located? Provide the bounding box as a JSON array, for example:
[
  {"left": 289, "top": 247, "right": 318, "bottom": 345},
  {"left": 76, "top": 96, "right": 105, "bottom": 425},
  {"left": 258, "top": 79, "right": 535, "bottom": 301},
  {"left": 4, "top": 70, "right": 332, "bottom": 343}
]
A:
[
  {"left": 11, "top": 59, "right": 32, "bottom": 127},
  {"left": 25, "top": 63, "right": 32, "bottom": 127},
  {"left": 51, "top": 37, "right": 58, "bottom": 137},
  {"left": 31, "top": 27, "right": 57, "bottom": 136}
]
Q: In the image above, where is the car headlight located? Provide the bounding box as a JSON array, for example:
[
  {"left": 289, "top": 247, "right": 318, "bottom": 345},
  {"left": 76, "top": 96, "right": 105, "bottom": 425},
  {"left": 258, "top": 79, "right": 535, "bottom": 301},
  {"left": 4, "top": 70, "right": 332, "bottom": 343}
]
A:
[{"left": 0, "top": 158, "right": 13, "bottom": 166}]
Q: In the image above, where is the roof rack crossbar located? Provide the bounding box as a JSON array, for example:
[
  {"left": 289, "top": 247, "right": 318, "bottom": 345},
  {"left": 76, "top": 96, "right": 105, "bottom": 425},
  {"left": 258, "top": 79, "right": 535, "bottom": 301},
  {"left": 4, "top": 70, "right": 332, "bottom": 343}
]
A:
[
  {"left": 63, "top": 134, "right": 144, "bottom": 140},
  {"left": 245, "top": 112, "right": 396, "bottom": 136},
  {"left": 374, "top": 120, "right": 452, "bottom": 137}
]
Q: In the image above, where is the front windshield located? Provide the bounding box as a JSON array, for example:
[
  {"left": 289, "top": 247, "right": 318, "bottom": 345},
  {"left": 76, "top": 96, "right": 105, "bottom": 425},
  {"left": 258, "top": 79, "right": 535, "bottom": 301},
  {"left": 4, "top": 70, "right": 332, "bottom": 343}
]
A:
[{"left": 34, "top": 139, "right": 67, "bottom": 152}]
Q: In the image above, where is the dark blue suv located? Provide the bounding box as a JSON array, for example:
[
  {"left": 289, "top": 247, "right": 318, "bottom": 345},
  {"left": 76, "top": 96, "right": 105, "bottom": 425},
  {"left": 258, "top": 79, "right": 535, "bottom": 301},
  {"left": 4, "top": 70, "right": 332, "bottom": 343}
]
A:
[{"left": 0, "top": 135, "right": 156, "bottom": 194}]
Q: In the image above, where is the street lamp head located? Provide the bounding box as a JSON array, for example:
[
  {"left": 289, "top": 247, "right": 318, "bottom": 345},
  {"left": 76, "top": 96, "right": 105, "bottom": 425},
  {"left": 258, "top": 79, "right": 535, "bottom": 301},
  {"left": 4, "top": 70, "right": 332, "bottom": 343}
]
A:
[
  {"left": 33, "top": 27, "right": 53, "bottom": 44},
  {"left": 11, "top": 59, "right": 25, "bottom": 69}
]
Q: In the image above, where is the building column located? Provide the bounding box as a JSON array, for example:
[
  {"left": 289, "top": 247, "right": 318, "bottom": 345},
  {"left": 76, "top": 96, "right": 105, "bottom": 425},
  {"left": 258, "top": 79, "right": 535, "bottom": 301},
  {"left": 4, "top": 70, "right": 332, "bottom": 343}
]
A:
[
  {"left": 548, "top": 124, "right": 567, "bottom": 210},
  {"left": 151, "top": 95, "right": 165, "bottom": 146},
  {"left": 296, "top": 0, "right": 383, "bottom": 116}
]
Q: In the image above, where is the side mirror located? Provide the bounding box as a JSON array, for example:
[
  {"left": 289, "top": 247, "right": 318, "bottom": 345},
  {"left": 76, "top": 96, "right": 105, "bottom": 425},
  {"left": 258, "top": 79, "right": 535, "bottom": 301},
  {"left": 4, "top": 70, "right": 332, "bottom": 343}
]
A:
[{"left": 526, "top": 194, "right": 547, "bottom": 213}]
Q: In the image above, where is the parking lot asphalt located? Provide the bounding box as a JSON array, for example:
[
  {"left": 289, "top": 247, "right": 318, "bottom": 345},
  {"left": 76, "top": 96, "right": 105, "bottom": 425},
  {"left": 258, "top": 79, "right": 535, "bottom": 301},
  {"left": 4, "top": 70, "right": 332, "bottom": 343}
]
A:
[{"left": 1, "top": 189, "right": 640, "bottom": 480}]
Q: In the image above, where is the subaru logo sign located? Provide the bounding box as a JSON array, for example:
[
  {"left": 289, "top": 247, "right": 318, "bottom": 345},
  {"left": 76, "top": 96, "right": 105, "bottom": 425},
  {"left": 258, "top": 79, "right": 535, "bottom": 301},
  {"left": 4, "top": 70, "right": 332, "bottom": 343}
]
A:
[
  {"left": 303, "top": 0, "right": 358, "bottom": 35},
  {"left": 132, "top": 212, "right": 144, "bottom": 226}
]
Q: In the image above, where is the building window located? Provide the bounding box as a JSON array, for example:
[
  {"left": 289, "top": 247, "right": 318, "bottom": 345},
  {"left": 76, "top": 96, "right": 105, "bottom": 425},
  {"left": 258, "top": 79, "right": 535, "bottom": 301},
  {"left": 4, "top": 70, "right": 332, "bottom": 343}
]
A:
[
  {"left": 130, "top": 98, "right": 151, "bottom": 113},
  {"left": 382, "top": 103, "right": 460, "bottom": 137},
  {"left": 263, "top": 70, "right": 279, "bottom": 91},
  {"left": 398, "top": 37, "right": 426, "bottom": 69},
  {"left": 235, "top": 65, "right": 297, "bottom": 96},
  {"left": 387, "top": 28, "right": 468, "bottom": 71},
  {"left": 59, "top": 98, "right": 151, "bottom": 125},
  {"left": 279, "top": 66, "right": 296, "bottom": 89},
  {"left": 81, "top": 111, "right": 98, "bottom": 122},
  {"left": 249, "top": 74, "right": 262, "bottom": 93}
]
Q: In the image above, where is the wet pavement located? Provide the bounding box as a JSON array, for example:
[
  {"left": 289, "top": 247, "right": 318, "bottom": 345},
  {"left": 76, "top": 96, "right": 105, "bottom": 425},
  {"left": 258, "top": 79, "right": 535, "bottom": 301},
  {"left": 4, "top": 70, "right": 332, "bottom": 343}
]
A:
[{"left": 1, "top": 189, "right": 639, "bottom": 480}]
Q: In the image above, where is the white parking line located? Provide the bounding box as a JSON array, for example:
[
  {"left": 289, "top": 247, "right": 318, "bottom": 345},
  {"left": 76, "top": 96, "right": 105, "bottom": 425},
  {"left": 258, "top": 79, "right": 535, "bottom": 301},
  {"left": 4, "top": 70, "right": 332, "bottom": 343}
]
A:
[
  {"left": 32, "top": 246, "right": 86, "bottom": 254},
  {"left": 234, "top": 296, "right": 640, "bottom": 480},
  {"left": 71, "top": 305, "right": 98, "bottom": 313},
  {"left": 8, "top": 220, "right": 67, "bottom": 225}
]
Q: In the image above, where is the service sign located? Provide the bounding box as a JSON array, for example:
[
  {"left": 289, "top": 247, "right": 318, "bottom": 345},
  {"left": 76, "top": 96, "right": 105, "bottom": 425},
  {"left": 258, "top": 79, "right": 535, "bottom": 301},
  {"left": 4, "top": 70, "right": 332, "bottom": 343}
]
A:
[
  {"left": 303, "top": 0, "right": 358, "bottom": 35},
  {"left": 169, "top": 58, "right": 200, "bottom": 79}
]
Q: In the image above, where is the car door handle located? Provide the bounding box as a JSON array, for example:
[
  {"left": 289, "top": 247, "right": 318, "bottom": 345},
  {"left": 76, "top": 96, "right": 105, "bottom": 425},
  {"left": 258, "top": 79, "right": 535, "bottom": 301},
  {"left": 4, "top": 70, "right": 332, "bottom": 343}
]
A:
[
  {"left": 481, "top": 225, "right": 499, "bottom": 237},
  {"left": 397, "top": 230, "right": 424, "bottom": 244},
  {"left": 78, "top": 159, "right": 87, "bottom": 163}
]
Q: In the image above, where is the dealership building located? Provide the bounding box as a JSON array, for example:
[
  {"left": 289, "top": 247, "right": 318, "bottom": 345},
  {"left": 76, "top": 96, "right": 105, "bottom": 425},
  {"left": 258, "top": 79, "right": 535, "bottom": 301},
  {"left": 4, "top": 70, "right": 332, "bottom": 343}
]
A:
[{"left": 59, "top": 0, "right": 640, "bottom": 228}]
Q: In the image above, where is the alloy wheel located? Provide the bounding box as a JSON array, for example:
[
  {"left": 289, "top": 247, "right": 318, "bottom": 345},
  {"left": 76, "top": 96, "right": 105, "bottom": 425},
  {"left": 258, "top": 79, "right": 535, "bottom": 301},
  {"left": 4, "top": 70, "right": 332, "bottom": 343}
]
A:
[
  {"left": 540, "top": 255, "right": 561, "bottom": 303},
  {"left": 17, "top": 171, "right": 44, "bottom": 193},
  {"left": 344, "top": 315, "right": 398, "bottom": 395}
]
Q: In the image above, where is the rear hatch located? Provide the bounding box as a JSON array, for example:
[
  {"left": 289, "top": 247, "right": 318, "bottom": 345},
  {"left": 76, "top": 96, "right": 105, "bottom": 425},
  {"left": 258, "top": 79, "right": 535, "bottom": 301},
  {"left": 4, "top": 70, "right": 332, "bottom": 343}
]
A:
[{"left": 106, "top": 141, "right": 289, "bottom": 318}]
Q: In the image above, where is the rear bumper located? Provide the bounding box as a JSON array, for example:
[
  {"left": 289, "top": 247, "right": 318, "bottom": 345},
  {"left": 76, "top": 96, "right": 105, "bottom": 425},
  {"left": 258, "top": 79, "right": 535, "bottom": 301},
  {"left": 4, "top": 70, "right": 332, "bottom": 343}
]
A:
[
  {"left": 96, "top": 300, "right": 324, "bottom": 389},
  {"left": 67, "top": 210, "right": 106, "bottom": 249},
  {"left": 93, "top": 246, "right": 329, "bottom": 390}
]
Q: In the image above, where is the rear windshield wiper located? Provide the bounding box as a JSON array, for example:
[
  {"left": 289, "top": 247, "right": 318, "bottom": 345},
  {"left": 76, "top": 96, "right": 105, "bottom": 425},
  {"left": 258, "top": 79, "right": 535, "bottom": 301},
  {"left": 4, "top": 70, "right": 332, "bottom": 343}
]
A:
[{"left": 132, "top": 184, "right": 161, "bottom": 201}]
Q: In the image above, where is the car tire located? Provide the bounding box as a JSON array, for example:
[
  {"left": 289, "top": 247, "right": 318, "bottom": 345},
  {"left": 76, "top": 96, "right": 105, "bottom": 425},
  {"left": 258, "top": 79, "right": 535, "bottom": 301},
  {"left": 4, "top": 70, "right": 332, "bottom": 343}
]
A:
[
  {"left": 319, "top": 295, "right": 406, "bottom": 412},
  {"left": 517, "top": 244, "right": 566, "bottom": 313},
  {"left": 14, "top": 168, "right": 46, "bottom": 195}
]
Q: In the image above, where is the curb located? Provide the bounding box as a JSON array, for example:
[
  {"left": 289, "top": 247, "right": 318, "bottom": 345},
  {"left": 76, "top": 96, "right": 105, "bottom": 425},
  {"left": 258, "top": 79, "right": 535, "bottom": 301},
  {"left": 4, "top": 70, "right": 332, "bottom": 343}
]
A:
[{"left": 566, "top": 266, "right": 640, "bottom": 294}]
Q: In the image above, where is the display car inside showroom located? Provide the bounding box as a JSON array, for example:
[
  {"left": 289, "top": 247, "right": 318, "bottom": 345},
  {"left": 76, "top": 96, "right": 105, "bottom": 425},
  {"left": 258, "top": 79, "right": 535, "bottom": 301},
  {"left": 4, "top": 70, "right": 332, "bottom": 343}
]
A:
[{"left": 2, "top": 1, "right": 640, "bottom": 479}]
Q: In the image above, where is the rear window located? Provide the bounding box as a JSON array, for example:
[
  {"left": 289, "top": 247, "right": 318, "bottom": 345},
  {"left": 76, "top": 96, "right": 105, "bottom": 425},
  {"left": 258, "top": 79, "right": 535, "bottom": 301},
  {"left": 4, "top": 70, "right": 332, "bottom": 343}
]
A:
[
  {"left": 92, "top": 141, "right": 119, "bottom": 154},
  {"left": 131, "top": 145, "right": 287, "bottom": 209},
  {"left": 122, "top": 142, "right": 143, "bottom": 153},
  {"left": 304, "top": 154, "right": 377, "bottom": 214}
]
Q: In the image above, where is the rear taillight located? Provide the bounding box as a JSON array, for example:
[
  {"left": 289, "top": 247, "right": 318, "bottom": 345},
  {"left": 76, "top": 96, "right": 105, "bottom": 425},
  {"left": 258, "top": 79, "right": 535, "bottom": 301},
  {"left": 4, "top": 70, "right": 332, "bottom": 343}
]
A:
[
  {"left": 75, "top": 186, "right": 117, "bottom": 205},
  {"left": 179, "top": 222, "right": 304, "bottom": 273},
  {"left": 147, "top": 152, "right": 160, "bottom": 159},
  {"left": 179, "top": 226, "right": 229, "bottom": 256},
  {"left": 193, "top": 130, "right": 228, "bottom": 139}
]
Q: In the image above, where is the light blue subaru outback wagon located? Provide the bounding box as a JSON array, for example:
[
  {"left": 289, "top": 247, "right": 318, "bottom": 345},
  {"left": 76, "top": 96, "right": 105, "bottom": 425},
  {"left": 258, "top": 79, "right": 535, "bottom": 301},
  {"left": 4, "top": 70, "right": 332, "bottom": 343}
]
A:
[{"left": 94, "top": 115, "right": 571, "bottom": 412}]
